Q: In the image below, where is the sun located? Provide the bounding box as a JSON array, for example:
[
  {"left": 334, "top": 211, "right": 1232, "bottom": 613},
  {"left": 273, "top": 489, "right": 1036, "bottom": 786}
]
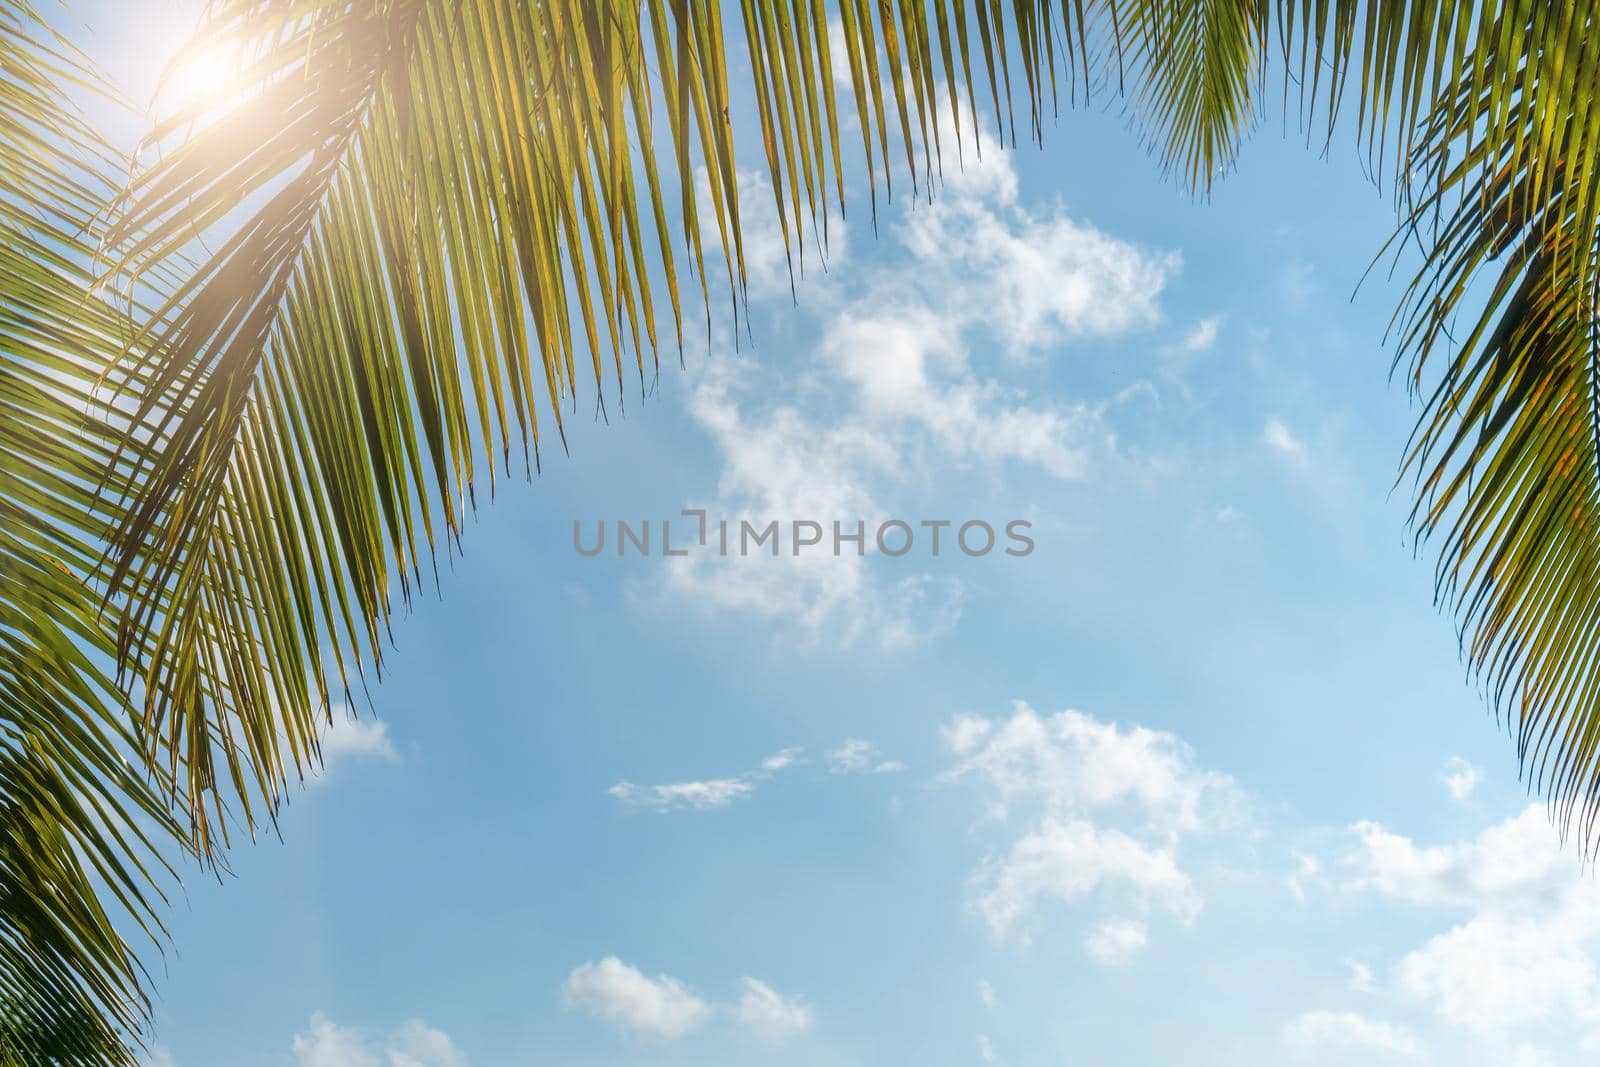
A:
[{"left": 159, "top": 43, "right": 240, "bottom": 116}]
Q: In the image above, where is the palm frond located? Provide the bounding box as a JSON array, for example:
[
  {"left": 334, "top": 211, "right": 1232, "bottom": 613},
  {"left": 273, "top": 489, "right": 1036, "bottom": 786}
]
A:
[
  {"left": 1, "top": 5, "right": 188, "bottom": 1062},
  {"left": 99, "top": 0, "right": 1600, "bottom": 853}
]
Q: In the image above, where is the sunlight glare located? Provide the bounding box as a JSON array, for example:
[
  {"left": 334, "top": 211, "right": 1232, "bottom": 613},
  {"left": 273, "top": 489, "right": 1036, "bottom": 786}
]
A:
[{"left": 160, "top": 43, "right": 239, "bottom": 115}]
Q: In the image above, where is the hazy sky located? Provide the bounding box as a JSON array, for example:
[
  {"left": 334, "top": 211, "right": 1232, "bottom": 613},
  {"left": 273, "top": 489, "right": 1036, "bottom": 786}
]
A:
[{"left": 73, "top": 6, "right": 1600, "bottom": 1067}]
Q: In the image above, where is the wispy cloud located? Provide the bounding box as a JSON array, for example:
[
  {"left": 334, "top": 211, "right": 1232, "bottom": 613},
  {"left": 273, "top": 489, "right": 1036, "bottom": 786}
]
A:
[
  {"left": 1084, "top": 918, "right": 1148, "bottom": 965},
  {"left": 1284, "top": 1010, "right": 1424, "bottom": 1059},
  {"left": 1263, "top": 417, "right": 1306, "bottom": 463},
  {"left": 828, "top": 738, "right": 904, "bottom": 775},
  {"left": 608, "top": 746, "right": 798, "bottom": 813},
  {"left": 736, "top": 978, "right": 813, "bottom": 1040},
  {"left": 1176, "top": 316, "right": 1222, "bottom": 353},
  {"left": 1440, "top": 757, "right": 1481, "bottom": 802},
  {"left": 612, "top": 739, "right": 899, "bottom": 812}
]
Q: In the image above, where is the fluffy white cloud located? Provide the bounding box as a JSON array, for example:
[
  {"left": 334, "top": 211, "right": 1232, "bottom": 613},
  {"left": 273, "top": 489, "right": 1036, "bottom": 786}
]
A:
[
  {"left": 562, "top": 960, "right": 814, "bottom": 1044},
  {"left": 818, "top": 308, "right": 1103, "bottom": 481},
  {"left": 293, "top": 1013, "right": 378, "bottom": 1067},
  {"left": 946, "top": 702, "right": 1236, "bottom": 951},
  {"left": 1345, "top": 805, "right": 1572, "bottom": 910},
  {"left": 897, "top": 163, "right": 1177, "bottom": 351},
  {"left": 1084, "top": 918, "right": 1149, "bottom": 965},
  {"left": 561, "top": 958, "right": 711, "bottom": 1040},
  {"left": 1284, "top": 1011, "right": 1424, "bottom": 1059},
  {"left": 305, "top": 708, "right": 398, "bottom": 785},
  {"left": 1441, "top": 757, "right": 1481, "bottom": 802},
  {"left": 1345, "top": 805, "right": 1600, "bottom": 1044},
  {"left": 387, "top": 1021, "right": 468, "bottom": 1067},
  {"left": 290, "top": 1014, "right": 463, "bottom": 1067},
  {"left": 666, "top": 123, "right": 1176, "bottom": 647},
  {"left": 735, "top": 978, "right": 812, "bottom": 1040},
  {"left": 975, "top": 820, "right": 1196, "bottom": 941},
  {"left": 945, "top": 702, "right": 1235, "bottom": 832}
]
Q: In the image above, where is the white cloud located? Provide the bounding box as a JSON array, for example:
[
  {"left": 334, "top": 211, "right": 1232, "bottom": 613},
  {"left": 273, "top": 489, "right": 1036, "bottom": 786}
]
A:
[
  {"left": 1287, "top": 852, "right": 1321, "bottom": 902},
  {"left": 668, "top": 127, "right": 1176, "bottom": 648},
  {"left": 1397, "top": 907, "right": 1600, "bottom": 1037},
  {"left": 946, "top": 702, "right": 1235, "bottom": 832},
  {"left": 829, "top": 738, "right": 877, "bottom": 773},
  {"left": 387, "top": 1020, "right": 468, "bottom": 1067},
  {"left": 290, "top": 1014, "right": 463, "bottom": 1067},
  {"left": 140, "top": 1051, "right": 179, "bottom": 1067},
  {"left": 1085, "top": 918, "right": 1149, "bottom": 965},
  {"left": 293, "top": 1013, "right": 379, "bottom": 1067},
  {"left": 283, "top": 703, "right": 398, "bottom": 788},
  {"left": 610, "top": 747, "right": 805, "bottom": 812},
  {"left": 699, "top": 168, "right": 849, "bottom": 299},
  {"left": 1441, "top": 757, "right": 1481, "bottom": 802},
  {"left": 663, "top": 357, "right": 965, "bottom": 650},
  {"left": 735, "top": 978, "right": 812, "bottom": 1040},
  {"left": 1344, "top": 805, "right": 1572, "bottom": 910},
  {"left": 818, "top": 308, "right": 1103, "bottom": 481},
  {"left": 975, "top": 820, "right": 1196, "bottom": 943},
  {"left": 1263, "top": 418, "right": 1306, "bottom": 462},
  {"left": 827, "top": 738, "right": 902, "bottom": 775},
  {"left": 1344, "top": 805, "right": 1600, "bottom": 1043},
  {"left": 1284, "top": 1011, "right": 1424, "bottom": 1059},
  {"left": 609, "top": 777, "right": 753, "bottom": 811},
  {"left": 946, "top": 702, "right": 1236, "bottom": 947},
  {"left": 976, "top": 978, "right": 998, "bottom": 1009},
  {"left": 562, "top": 958, "right": 711, "bottom": 1041},
  {"left": 898, "top": 166, "right": 1177, "bottom": 351},
  {"left": 1177, "top": 316, "right": 1222, "bottom": 352},
  {"left": 762, "top": 747, "right": 803, "bottom": 772},
  {"left": 1347, "top": 959, "right": 1376, "bottom": 993}
]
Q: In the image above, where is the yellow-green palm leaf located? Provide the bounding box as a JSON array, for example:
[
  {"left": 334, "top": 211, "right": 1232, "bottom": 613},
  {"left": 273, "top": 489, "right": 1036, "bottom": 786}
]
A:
[
  {"left": 95, "top": 0, "right": 1600, "bottom": 861},
  {"left": 1, "top": 5, "right": 187, "bottom": 1062}
]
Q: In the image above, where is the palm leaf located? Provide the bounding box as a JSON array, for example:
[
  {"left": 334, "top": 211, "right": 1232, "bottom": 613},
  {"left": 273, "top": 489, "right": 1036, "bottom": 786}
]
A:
[
  {"left": 0, "top": 4, "right": 189, "bottom": 1062},
  {"left": 98, "top": 0, "right": 1600, "bottom": 857}
]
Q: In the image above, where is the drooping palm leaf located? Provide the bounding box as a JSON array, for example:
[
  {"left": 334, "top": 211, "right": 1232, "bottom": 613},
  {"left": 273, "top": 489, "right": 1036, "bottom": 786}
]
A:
[
  {"left": 98, "top": 0, "right": 1600, "bottom": 860},
  {"left": 0, "top": 4, "right": 187, "bottom": 1062},
  {"left": 1127, "top": 3, "right": 1600, "bottom": 837}
]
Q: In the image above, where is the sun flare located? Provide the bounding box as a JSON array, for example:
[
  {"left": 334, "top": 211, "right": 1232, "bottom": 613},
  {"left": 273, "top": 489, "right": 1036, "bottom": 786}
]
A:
[{"left": 160, "top": 44, "right": 239, "bottom": 115}]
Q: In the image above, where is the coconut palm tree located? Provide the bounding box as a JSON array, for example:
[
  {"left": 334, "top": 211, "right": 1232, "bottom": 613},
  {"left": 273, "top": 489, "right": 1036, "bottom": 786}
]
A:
[{"left": 4, "top": 0, "right": 1599, "bottom": 1061}]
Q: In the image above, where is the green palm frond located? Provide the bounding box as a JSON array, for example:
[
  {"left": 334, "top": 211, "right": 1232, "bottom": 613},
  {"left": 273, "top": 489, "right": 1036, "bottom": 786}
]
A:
[
  {"left": 1, "top": 4, "right": 187, "bottom": 1062},
  {"left": 1124, "top": 3, "right": 1600, "bottom": 833},
  {"left": 94, "top": 0, "right": 1600, "bottom": 856}
]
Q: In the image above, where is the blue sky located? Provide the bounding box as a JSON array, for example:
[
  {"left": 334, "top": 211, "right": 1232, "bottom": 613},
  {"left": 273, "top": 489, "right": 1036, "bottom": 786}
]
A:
[{"left": 78, "top": 6, "right": 1600, "bottom": 1067}]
